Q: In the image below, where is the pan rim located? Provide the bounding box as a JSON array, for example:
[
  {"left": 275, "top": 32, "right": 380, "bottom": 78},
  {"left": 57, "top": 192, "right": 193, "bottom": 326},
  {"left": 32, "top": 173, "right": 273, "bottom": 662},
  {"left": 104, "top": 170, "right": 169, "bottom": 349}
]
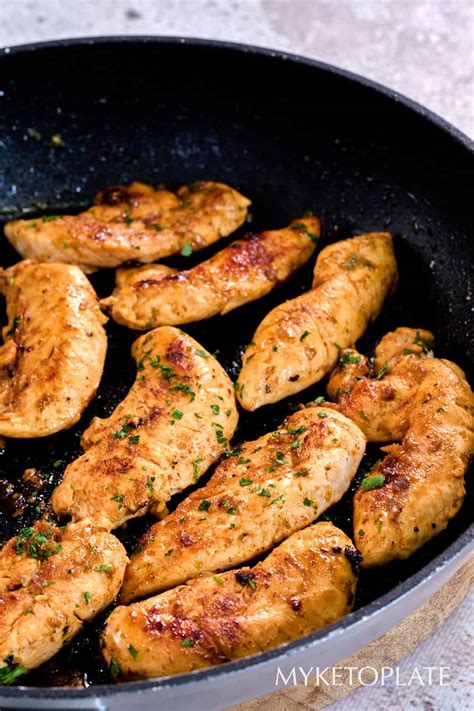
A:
[{"left": 0, "top": 34, "right": 472, "bottom": 699}]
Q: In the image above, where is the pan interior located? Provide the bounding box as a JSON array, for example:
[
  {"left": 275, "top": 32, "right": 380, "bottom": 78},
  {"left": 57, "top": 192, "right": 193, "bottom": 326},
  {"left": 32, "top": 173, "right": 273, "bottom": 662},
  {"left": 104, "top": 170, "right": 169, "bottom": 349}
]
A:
[{"left": 0, "top": 38, "right": 472, "bottom": 688}]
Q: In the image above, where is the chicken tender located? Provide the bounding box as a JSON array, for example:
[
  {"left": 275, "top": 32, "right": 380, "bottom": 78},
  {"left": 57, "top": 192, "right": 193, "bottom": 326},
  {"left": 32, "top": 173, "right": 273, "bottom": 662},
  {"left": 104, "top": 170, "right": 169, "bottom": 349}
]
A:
[
  {"left": 0, "top": 261, "right": 107, "bottom": 438},
  {"left": 327, "top": 327, "right": 474, "bottom": 565},
  {"left": 101, "top": 216, "right": 320, "bottom": 330},
  {"left": 52, "top": 327, "right": 238, "bottom": 530},
  {"left": 0, "top": 520, "right": 127, "bottom": 681},
  {"left": 102, "top": 522, "right": 358, "bottom": 680},
  {"left": 236, "top": 232, "right": 397, "bottom": 410},
  {"left": 122, "top": 406, "right": 365, "bottom": 603},
  {"left": 4, "top": 181, "right": 250, "bottom": 272}
]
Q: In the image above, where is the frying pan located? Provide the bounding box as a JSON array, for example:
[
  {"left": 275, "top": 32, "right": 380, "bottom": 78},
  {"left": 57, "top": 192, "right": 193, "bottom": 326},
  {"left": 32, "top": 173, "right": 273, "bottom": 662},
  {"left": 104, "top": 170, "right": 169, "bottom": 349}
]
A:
[{"left": 0, "top": 36, "right": 472, "bottom": 710}]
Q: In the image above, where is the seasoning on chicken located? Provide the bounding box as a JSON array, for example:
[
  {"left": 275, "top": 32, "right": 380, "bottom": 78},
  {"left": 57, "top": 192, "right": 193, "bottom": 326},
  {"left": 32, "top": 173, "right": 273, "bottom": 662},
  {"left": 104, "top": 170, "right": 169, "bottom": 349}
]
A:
[
  {"left": 236, "top": 232, "right": 397, "bottom": 410},
  {"left": 0, "top": 520, "right": 127, "bottom": 681},
  {"left": 0, "top": 261, "right": 107, "bottom": 438},
  {"left": 122, "top": 405, "right": 365, "bottom": 603},
  {"left": 52, "top": 327, "right": 238, "bottom": 531},
  {"left": 4, "top": 181, "right": 250, "bottom": 273},
  {"left": 327, "top": 327, "right": 474, "bottom": 566},
  {"left": 102, "top": 522, "right": 357, "bottom": 680},
  {"left": 101, "top": 216, "right": 320, "bottom": 330}
]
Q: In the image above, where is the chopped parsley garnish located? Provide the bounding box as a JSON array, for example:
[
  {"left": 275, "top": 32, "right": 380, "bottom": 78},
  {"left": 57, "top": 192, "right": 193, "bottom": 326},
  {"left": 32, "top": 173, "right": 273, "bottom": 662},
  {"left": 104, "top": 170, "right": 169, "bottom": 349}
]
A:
[
  {"left": 258, "top": 488, "right": 271, "bottom": 498},
  {"left": 128, "top": 645, "right": 138, "bottom": 660},
  {"left": 111, "top": 493, "right": 124, "bottom": 502},
  {"left": 192, "top": 459, "right": 203, "bottom": 480},
  {"left": 413, "top": 331, "right": 434, "bottom": 354},
  {"left": 235, "top": 571, "right": 257, "bottom": 589},
  {"left": 225, "top": 504, "right": 238, "bottom": 515},
  {"left": 361, "top": 474, "right": 385, "bottom": 491},
  {"left": 128, "top": 435, "right": 140, "bottom": 445},
  {"left": 14, "top": 527, "right": 62, "bottom": 560},
  {"left": 198, "top": 499, "right": 211, "bottom": 512},
  {"left": 165, "top": 548, "right": 173, "bottom": 556},
  {"left": 290, "top": 440, "right": 301, "bottom": 449},
  {"left": 338, "top": 352, "right": 361, "bottom": 367},
  {"left": 171, "top": 383, "right": 196, "bottom": 401},
  {"left": 181, "top": 639, "right": 194, "bottom": 647},
  {"left": 300, "top": 330, "right": 310, "bottom": 341},
  {"left": 112, "top": 422, "right": 130, "bottom": 439},
  {"left": 151, "top": 223, "right": 164, "bottom": 231},
  {"left": 291, "top": 222, "right": 319, "bottom": 244},
  {"left": 109, "top": 658, "right": 122, "bottom": 679},
  {"left": 344, "top": 254, "right": 374, "bottom": 270},
  {"left": 375, "top": 362, "right": 388, "bottom": 379},
  {"left": 84, "top": 591, "right": 91, "bottom": 605},
  {"left": 6, "top": 316, "right": 21, "bottom": 335},
  {"left": 359, "top": 409, "right": 369, "bottom": 421},
  {"left": 211, "top": 404, "right": 220, "bottom": 415},
  {"left": 317, "top": 411, "right": 328, "bottom": 418},
  {"left": 287, "top": 425, "right": 307, "bottom": 435},
  {"left": 181, "top": 243, "right": 193, "bottom": 257},
  {"left": 239, "top": 478, "right": 253, "bottom": 486},
  {"left": 214, "top": 575, "right": 224, "bottom": 585},
  {"left": 42, "top": 214, "right": 60, "bottom": 222},
  {"left": 171, "top": 410, "right": 183, "bottom": 420},
  {"left": 0, "top": 656, "right": 27, "bottom": 685},
  {"left": 303, "top": 498, "right": 313, "bottom": 507},
  {"left": 95, "top": 564, "right": 112, "bottom": 572},
  {"left": 195, "top": 349, "right": 209, "bottom": 358},
  {"left": 314, "top": 396, "right": 325, "bottom": 404}
]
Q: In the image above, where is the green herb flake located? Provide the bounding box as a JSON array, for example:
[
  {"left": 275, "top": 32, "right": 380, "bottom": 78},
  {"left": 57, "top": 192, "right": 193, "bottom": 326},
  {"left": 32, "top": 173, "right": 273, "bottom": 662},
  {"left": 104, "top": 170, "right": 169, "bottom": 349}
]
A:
[
  {"left": 181, "top": 639, "right": 194, "bottom": 647},
  {"left": 128, "top": 645, "right": 138, "bottom": 660},
  {"left": 239, "top": 477, "right": 253, "bottom": 486},
  {"left": 338, "top": 352, "right": 361, "bottom": 367},
  {"left": 300, "top": 330, "right": 310, "bottom": 341},
  {"left": 214, "top": 575, "right": 224, "bottom": 585},
  {"left": 211, "top": 404, "right": 220, "bottom": 415},
  {"left": 0, "top": 656, "right": 27, "bottom": 685},
  {"left": 95, "top": 564, "right": 112, "bottom": 572},
  {"left": 171, "top": 410, "right": 184, "bottom": 420},
  {"left": 7, "top": 316, "right": 21, "bottom": 336},
  {"left": 109, "top": 658, "right": 122, "bottom": 679},
  {"left": 128, "top": 435, "right": 140, "bottom": 445},
  {"left": 361, "top": 474, "right": 385, "bottom": 491},
  {"left": 303, "top": 498, "right": 313, "bottom": 507},
  {"left": 180, "top": 243, "right": 193, "bottom": 257},
  {"left": 198, "top": 499, "right": 211, "bottom": 512},
  {"left": 84, "top": 591, "right": 91, "bottom": 605}
]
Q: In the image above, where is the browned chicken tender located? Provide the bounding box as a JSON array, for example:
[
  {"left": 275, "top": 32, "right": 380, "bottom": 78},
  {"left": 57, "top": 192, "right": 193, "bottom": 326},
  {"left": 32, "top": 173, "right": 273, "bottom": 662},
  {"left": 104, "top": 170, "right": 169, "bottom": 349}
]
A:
[
  {"left": 327, "top": 327, "right": 474, "bottom": 566},
  {"left": 102, "top": 523, "right": 357, "bottom": 680},
  {"left": 237, "top": 232, "right": 397, "bottom": 410},
  {"left": 0, "top": 520, "right": 127, "bottom": 680},
  {"left": 122, "top": 406, "right": 365, "bottom": 603},
  {"left": 101, "top": 216, "right": 320, "bottom": 329},
  {"left": 0, "top": 261, "right": 107, "bottom": 438},
  {"left": 52, "top": 327, "right": 238, "bottom": 530},
  {"left": 4, "top": 181, "right": 250, "bottom": 272}
]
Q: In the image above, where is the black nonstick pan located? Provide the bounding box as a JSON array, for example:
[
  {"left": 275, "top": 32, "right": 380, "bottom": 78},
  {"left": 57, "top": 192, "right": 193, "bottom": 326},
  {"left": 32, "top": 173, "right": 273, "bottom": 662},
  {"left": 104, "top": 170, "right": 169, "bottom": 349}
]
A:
[{"left": 0, "top": 37, "right": 472, "bottom": 710}]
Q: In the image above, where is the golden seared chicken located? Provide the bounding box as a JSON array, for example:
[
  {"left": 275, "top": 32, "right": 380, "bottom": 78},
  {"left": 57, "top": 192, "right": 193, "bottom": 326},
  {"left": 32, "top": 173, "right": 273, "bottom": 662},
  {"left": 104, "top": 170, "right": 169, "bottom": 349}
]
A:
[
  {"left": 4, "top": 181, "right": 250, "bottom": 273},
  {"left": 102, "top": 522, "right": 358, "bottom": 680},
  {"left": 122, "top": 406, "right": 365, "bottom": 602},
  {"left": 237, "top": 232, "right": 397, "bottom": 410},
  {"left": 101, "top": 216, "right": 320, "bottom": 330},
  {"left": 327, "top": 327, "right": 474, "bottom": 566},
  {"left": 0, "top": 520, "right": 127, "bottom": 680},
  {"left": 0, "top": 261, "right": 107, "bottom": 438},
  {"left": 52, "top": 327, "right": 238, "bottom": 530}
]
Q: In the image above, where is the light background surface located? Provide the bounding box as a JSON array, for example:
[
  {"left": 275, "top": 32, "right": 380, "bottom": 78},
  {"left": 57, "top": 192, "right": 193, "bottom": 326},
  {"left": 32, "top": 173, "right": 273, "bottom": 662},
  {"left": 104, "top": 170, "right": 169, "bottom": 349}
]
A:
[{"left": 0, "top": 1, "right": 472, "bottom": 709}]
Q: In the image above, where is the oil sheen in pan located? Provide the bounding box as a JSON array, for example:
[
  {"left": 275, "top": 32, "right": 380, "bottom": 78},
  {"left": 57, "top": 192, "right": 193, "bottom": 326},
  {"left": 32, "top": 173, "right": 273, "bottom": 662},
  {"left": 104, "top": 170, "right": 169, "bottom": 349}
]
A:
[{"left": 0, "top": 214, "right": 471, "bottom": 687}]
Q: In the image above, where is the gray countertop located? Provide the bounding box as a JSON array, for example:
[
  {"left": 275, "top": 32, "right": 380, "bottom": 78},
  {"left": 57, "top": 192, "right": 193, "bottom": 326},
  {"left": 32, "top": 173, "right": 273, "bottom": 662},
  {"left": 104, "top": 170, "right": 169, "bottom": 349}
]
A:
[{"left": 1, "top": 1, "right": 472, "bottom": 709}]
